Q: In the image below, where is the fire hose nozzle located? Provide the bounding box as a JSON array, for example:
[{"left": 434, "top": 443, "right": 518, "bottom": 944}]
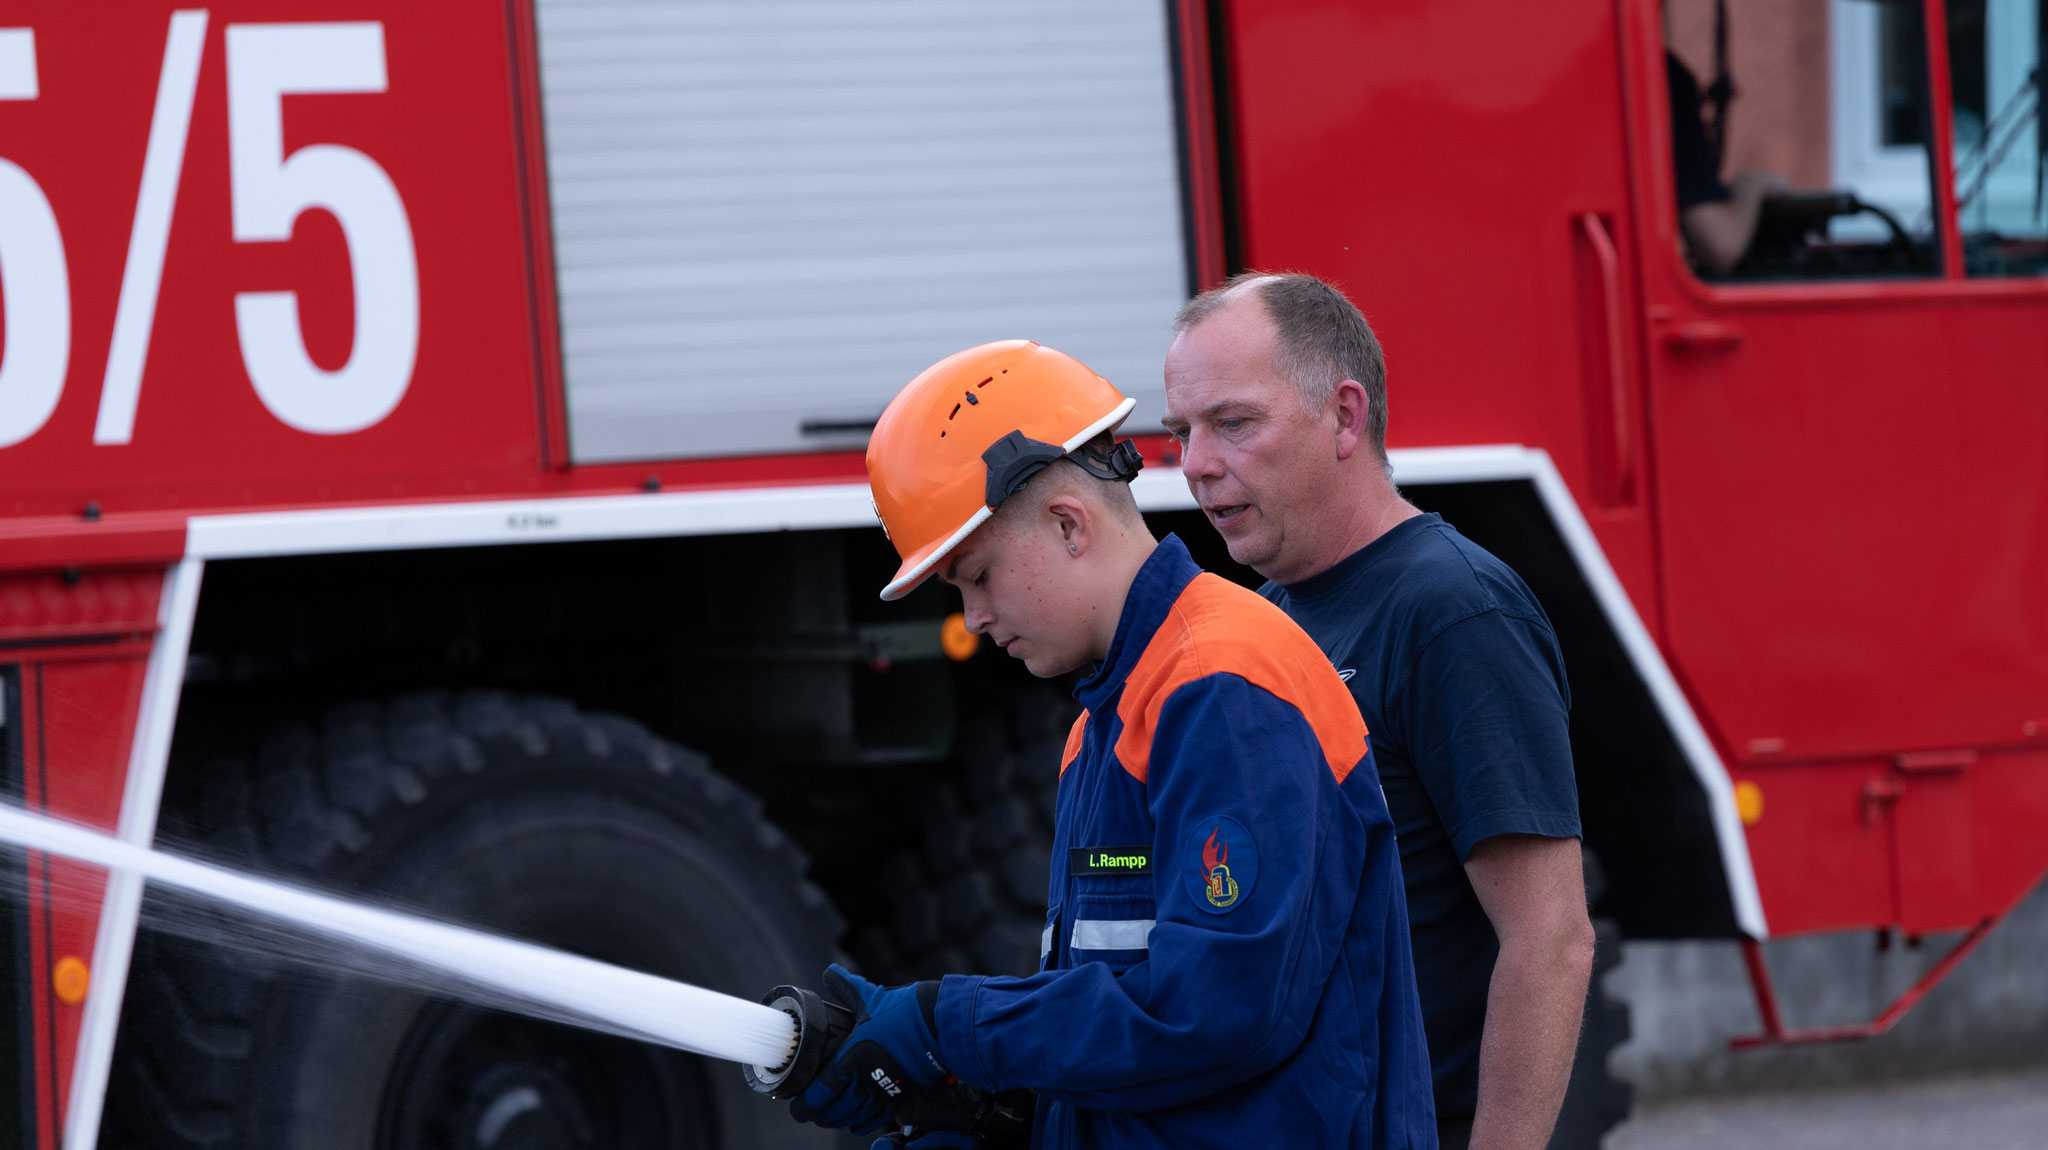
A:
[
  {"left": 743, "top": 985, "right": 853, "bottom": 1100},
  {"left": 745, "top": 981, "right": 1032, "bottom": 1143}
]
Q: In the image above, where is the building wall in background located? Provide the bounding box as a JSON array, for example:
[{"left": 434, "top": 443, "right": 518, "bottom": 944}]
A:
[{"left": 1666, "top": 0, "right": 1833, "bottom": 189}]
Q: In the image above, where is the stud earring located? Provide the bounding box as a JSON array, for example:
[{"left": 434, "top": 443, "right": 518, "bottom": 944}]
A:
[{"left": 1068, "top": 544, "right": 1078, "bottom": 553}]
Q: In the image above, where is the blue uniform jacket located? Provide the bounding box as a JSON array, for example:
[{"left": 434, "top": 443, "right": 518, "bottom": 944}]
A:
[{"left": 932, "top": 536, "right": 1436, "bottom": 1149}]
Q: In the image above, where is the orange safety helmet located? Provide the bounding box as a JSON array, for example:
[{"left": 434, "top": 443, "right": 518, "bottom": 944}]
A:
[{"left": 868, "top": 340, "right": 1140, "bottom": 601}]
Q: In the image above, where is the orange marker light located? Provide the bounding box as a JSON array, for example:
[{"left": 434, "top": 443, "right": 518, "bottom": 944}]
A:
[
  {"left": 53, "top": 956, "right": 90, "bottom": 1005},
  {"left": 1735, "top": 781, "right": 1765, "bottom": 827},
  {"left": 941, "top": 613, "right": 979, "bottom": 661}
]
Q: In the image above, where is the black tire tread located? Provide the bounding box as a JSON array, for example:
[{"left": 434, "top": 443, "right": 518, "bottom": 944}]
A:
[
  {"left": 860, "top": 689, "right": 1076, "bottom": 982},
  {"left": 102, "top": 689, "right": 837, "bottom": 1149}
]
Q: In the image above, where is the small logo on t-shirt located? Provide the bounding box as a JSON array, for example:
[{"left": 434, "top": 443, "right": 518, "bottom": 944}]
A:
[{"left": 1336, "top": 667, "right": 1356, "bottom": 682}]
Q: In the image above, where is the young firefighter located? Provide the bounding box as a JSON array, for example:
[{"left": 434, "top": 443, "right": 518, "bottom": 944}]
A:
[{"left": 786, "top": 340, "right": 1436, "bottom": 1149}]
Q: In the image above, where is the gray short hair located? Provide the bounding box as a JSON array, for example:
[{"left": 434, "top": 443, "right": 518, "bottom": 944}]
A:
[{"left": 1175, "top": 272, "right": 1389, "bottom": 466}]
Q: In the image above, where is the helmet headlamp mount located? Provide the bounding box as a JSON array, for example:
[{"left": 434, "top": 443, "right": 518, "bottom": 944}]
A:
[{"left": 980, "top": 432, "right": 1144, "bottom": 509}]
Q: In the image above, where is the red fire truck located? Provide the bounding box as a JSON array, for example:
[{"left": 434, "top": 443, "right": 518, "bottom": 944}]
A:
[{"left": 3, "top": 0, "right": 2043, "bottom": 1146}]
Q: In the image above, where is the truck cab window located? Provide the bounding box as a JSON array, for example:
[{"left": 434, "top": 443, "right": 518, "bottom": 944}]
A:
[
  {"left": 1663, "top": 0, "right": 1945, "bottom": 281},
  {"left": 1947, "top": 0, "right": 2048, "bottom": 276}
]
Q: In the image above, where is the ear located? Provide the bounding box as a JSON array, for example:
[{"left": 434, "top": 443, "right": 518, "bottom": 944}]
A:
[
  {"left": 1044, "top": 491, "right": 1092, "bottom": 556},
  {"left": 1330, "top": 379, "right": 1369, "bottom": 461}
]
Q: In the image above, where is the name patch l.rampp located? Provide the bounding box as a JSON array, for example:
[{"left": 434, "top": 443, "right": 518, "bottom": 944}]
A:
[{"left": 1070, "top": 847, "right": 1152, "bottom": 875}]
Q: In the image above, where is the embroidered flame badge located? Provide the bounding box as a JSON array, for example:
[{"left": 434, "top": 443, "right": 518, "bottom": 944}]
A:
[{"left": 1200, "top": 825, "right": 1239, "bottom": 908}]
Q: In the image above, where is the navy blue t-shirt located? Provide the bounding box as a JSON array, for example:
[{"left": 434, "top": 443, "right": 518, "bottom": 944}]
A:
[{"left": 1262, "top": 512, "right": 1580, "bottom": 1119}]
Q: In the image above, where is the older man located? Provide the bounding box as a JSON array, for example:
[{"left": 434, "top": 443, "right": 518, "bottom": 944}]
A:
[{"left": 1161, "top": 274, "right": 1594, "bottom": 1150}]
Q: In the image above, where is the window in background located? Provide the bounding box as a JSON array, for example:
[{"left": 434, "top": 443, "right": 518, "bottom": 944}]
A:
[
  {"left": 1881, "top": 2, "right": 1931, "bottom": 147},
  {"left": 1819, "top": 0, "right": 1946, "bottom": 275},
  {"left": 1948, "top": 0, "right": 2048, "bottom": 276}
]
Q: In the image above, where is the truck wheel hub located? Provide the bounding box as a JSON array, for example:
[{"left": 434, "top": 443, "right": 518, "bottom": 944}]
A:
[
  {"left": 380, "top": 1005, "right": 711, "bottom": 1150},
  {"left": 458, "top": 1064, "right": 591, "bottom": 1149}
]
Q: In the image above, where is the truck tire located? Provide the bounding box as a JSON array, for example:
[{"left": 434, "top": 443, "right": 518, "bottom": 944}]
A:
[
  {"left": 854, "top": 688, "right": 1074, "bottom": 981},
  {"left": 1546, "top": 916, "right": 1632, "bottom": 1150},
  {"left": 103, "top": 691, "right": 841, "bottom": 1150}
]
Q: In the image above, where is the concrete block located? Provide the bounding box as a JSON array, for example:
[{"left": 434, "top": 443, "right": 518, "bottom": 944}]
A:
[{"left": 1609, "top": 881, "right": 2048, "bottom": 1100}]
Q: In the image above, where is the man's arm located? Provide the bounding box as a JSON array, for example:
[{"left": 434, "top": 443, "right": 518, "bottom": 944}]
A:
[
  {"left": 1463, "top": 834, "right": 1596, "bottom": 1150},
  {"left": 1681, "top": 170, "right": 1793, "bottom": 274}
]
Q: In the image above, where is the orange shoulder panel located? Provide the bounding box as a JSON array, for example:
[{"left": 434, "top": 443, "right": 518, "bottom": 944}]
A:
[
  {"left": 1112, "top": 574, "right": 1367, "bottom": 785},
  {"left": 1060, "top": 709, "right": 1089, "bottom": 778}
]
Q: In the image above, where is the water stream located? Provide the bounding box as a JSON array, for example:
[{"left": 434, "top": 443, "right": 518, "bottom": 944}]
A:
[{"left": 0, "top": 800, "right": 797, "bottom": 1070}]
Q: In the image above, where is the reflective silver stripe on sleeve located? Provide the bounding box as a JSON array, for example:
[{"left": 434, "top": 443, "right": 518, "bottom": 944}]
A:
[
  {"left": 1070, "top": 918, "right": 1155, "bottom": 951},
  {"left": 1041, "top": 923, "right": 1054, "bottom": 959}
]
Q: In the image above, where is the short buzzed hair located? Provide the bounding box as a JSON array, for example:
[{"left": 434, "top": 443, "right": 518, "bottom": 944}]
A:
[{"left": 1175, "top": 272, "right": 1389, "bottom": 468}]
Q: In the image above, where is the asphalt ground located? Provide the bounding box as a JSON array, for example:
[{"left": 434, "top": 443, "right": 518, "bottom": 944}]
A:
[{"left": 1604, "top": 1063, "right": 2048, "bottom": 1150}]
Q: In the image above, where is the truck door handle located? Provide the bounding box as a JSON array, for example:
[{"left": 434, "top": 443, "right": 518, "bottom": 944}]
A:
[
  {"left": 1574, "top": 213, "right": 1635, "bottom": 505},
  {"left": 1662, "top": 321, "right": 1745, "bottom": 353},
  {"left": 799, "top": 417, "right": 880, "bottom": 437},
  {"left": 1861, "top": 776, "right": 1905, "bottom": 827}
]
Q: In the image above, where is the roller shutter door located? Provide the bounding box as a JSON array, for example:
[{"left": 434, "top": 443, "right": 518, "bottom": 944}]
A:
[{"left": 534, "top": 1, "right": 1190, "bottom": 463}]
